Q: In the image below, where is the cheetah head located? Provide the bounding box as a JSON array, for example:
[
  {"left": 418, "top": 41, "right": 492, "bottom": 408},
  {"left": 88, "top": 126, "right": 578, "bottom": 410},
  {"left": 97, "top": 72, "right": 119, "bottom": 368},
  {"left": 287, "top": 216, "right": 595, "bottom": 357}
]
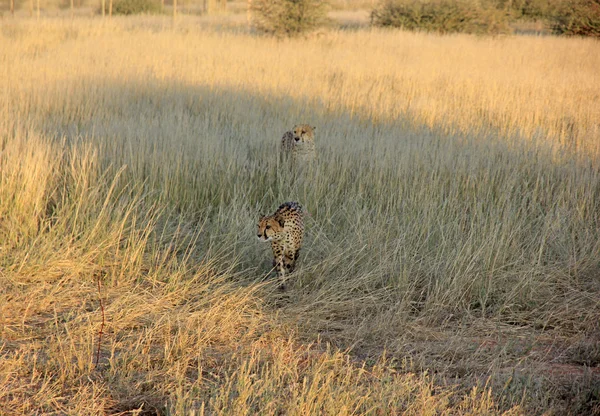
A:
[
  {"left": 257, "top": 215, "right": 285, "bottom": 242},
  {"left": 292, "top": 124, "right": 316, "bottom": 145}
]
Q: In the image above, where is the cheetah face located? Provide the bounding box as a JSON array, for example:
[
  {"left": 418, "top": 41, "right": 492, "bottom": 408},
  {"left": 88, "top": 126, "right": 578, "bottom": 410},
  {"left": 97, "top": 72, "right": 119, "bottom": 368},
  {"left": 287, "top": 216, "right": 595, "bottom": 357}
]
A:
[
  {"left": 257, "top": 216, "right": 285, "bottom": 242},
  {"left": 292, "top": 125, "right": 315, "bottom": 145}
]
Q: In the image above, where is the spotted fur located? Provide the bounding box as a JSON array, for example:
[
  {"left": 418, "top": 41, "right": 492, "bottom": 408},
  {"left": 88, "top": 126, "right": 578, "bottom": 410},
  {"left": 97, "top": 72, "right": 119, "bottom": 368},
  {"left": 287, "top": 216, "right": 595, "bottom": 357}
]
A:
[
  {"left": 257, "top": 202, "right": 305, "bottom": 288},
  {"left": 280, "top": 124, "right": 316, "bottom": 163}
]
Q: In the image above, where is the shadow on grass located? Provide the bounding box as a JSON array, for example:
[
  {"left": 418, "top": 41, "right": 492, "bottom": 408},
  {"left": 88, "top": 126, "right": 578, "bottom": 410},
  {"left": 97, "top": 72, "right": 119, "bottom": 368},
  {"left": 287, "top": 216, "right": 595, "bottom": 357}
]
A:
[{"left": 9, "top": 75, "right": 600, "bottom": 414}]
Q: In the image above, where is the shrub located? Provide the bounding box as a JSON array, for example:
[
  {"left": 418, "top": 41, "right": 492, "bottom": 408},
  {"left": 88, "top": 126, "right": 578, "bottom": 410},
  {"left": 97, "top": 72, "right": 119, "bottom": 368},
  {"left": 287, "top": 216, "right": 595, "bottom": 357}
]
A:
[
  {"left": 503, "top": 0, "right": 561, "bottom": 20},
  {"left": 250, "top": 0, "right": 329, "bottom": 37},
  {"left": 551, "top": 0, "right": 600, "bottom": 37},
  {"left": 371, "top": 0, "right": 511, "bottom": 35},
  {"left": 100, "top": 0, "right": 161, "bottom": 15}
]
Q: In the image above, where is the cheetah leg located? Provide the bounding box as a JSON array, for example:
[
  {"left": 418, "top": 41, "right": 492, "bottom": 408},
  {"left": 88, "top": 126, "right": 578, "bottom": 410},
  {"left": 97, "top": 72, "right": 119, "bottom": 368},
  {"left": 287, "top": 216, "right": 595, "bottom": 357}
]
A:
[
  {"left": 283, "top": 247, "right": 300, "bottom": 273},
  {"left": 276, "top": 256, "right": 288, "bottom": 291},
  {"left": 283, "top": 254, "right": 295, "bottom": 273},
  {"left": 273, "top": 256, "right": 285, "bottom": 277},
  {"left": 271, "top": 244, "right": 286, "bottom": 278}
]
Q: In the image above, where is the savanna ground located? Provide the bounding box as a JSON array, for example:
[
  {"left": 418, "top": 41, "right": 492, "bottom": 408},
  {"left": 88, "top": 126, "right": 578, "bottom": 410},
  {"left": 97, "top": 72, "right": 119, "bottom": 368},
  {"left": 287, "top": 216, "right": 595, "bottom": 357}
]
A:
[{"left": 1, "top": 9, "right": 600, "bottom": 415}]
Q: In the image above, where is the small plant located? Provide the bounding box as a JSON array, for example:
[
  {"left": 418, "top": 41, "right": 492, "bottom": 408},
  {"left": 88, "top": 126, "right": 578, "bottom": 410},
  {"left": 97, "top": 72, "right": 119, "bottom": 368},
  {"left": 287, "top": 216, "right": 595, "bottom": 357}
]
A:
[
  {"left": 250, "top": 0, "right": 329, "bottom": 37},
  {"left": 101, "top": 0, "right": 161, "bottom": 15},
  {"left": 371, "top": 0, "right": 511, "bottom": 35},
  {"left": 551, "top": 0, "right": 600, "bottom": 37}
]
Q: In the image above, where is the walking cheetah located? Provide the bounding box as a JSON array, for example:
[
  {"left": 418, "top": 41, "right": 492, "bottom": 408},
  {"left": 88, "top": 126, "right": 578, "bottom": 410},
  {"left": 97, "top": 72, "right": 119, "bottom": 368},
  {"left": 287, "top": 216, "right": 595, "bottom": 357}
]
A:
[
  {"left": 280, "top": 124, "right": 316, "bottom": 163},
  {"left": 257, "top": 202, "right": 305, "bottom": 288}
]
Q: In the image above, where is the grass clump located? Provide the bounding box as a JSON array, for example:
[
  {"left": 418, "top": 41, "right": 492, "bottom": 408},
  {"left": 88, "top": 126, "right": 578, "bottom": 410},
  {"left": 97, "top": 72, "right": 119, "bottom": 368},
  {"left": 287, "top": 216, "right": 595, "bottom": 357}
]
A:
[
  {"left": 250, "top": 0, "right": 329, "bottom": 37},
  {"left": 371, "top": 0, "right": 511, "bottom": 34}
]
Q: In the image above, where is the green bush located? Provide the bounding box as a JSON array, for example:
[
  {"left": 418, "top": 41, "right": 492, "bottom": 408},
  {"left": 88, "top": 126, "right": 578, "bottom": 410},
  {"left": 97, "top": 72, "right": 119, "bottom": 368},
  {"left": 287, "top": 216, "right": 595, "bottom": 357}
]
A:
[
  {"left": 502, "top": 0, "right": 561, "bottom": 20},
  {"left": 551, "top": 0, "right": 600, "bottom": 37},
  {"left": 371, "top": 0, "right": 511, "bottom": 35},
  {"left": 100, "top": 0, "right": 161, "bottom": 15},
  {"left": 250, "top": 0, "right": 329, "bottom": 37}
]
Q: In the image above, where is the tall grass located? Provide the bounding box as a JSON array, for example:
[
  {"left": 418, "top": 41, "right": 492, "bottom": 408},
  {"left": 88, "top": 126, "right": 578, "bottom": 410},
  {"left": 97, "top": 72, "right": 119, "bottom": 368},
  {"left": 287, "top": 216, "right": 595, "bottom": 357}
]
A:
[{"left": 1, "top": 17, "right": 599, "bottom": 414}]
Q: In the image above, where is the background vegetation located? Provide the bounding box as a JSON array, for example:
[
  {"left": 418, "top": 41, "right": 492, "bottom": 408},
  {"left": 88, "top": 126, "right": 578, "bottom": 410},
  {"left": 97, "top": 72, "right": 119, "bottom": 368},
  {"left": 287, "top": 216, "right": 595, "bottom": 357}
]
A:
[
  {"left": 100, "top": 0, "right": 162, "bottom": 15},
  {"left": 1, "top": 12, "right": 600, "bottom": 416},
  {"left": 371, "top": 0, "right": 600, "bottom": 37},
  {"left": 4, "top": 0, "right": 600, "bottom": 38},
  {"left": 551, "top": 0, "right": 600, "bottom": 37},
  {"left": 250, "top": 0, "right": 329, "bottom": 36},
  {"left": 371, "top": 0, "right": 511, "bottom": 34}
]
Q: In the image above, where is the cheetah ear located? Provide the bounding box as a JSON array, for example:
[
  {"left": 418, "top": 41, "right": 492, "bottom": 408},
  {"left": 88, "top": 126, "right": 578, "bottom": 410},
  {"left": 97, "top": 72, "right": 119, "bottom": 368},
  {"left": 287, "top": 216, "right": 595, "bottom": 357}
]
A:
[
  {"left": 312, "top": 126, "right": 316, "bottom": 130},
  {"left": 277, "top": 217, "right": 285, "bottom": 227}
]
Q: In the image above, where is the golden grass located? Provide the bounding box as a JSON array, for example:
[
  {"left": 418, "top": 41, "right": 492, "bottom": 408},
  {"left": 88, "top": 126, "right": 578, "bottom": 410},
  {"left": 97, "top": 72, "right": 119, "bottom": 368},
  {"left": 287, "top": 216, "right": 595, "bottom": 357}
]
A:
[
  {"left": 1, "top": 16, "right": 600, "bottom": 414},
  {"left": 4, "top": 16, "right": 600, "bottom": 146}
]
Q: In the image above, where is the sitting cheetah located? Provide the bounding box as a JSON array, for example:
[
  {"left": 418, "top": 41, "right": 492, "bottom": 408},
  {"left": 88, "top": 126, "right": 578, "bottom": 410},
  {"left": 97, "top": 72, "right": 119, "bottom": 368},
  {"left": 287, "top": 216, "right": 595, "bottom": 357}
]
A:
[
  {"left": 280, "top": 124, "right": 316, "bottom": 163},
  {"left": 257, "top": 202, "right": 305, "bottom": 288}
]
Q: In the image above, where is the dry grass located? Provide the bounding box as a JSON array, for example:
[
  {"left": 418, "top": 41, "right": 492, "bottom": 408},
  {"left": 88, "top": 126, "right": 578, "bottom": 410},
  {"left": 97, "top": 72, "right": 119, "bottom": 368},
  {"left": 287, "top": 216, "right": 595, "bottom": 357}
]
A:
[{"left": 1, "top": 15, "right": 600, "bottom": 414}]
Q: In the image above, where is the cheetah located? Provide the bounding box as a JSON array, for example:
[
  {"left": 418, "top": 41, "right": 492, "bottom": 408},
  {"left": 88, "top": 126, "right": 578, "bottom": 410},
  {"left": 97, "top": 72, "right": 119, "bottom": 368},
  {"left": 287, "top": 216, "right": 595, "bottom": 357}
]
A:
[
  {"left": 257, "top": 202, "right": 305, "bottom": 288},
  {"left": 280, "top": 124, "right": 316, "bottom": 163}
]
